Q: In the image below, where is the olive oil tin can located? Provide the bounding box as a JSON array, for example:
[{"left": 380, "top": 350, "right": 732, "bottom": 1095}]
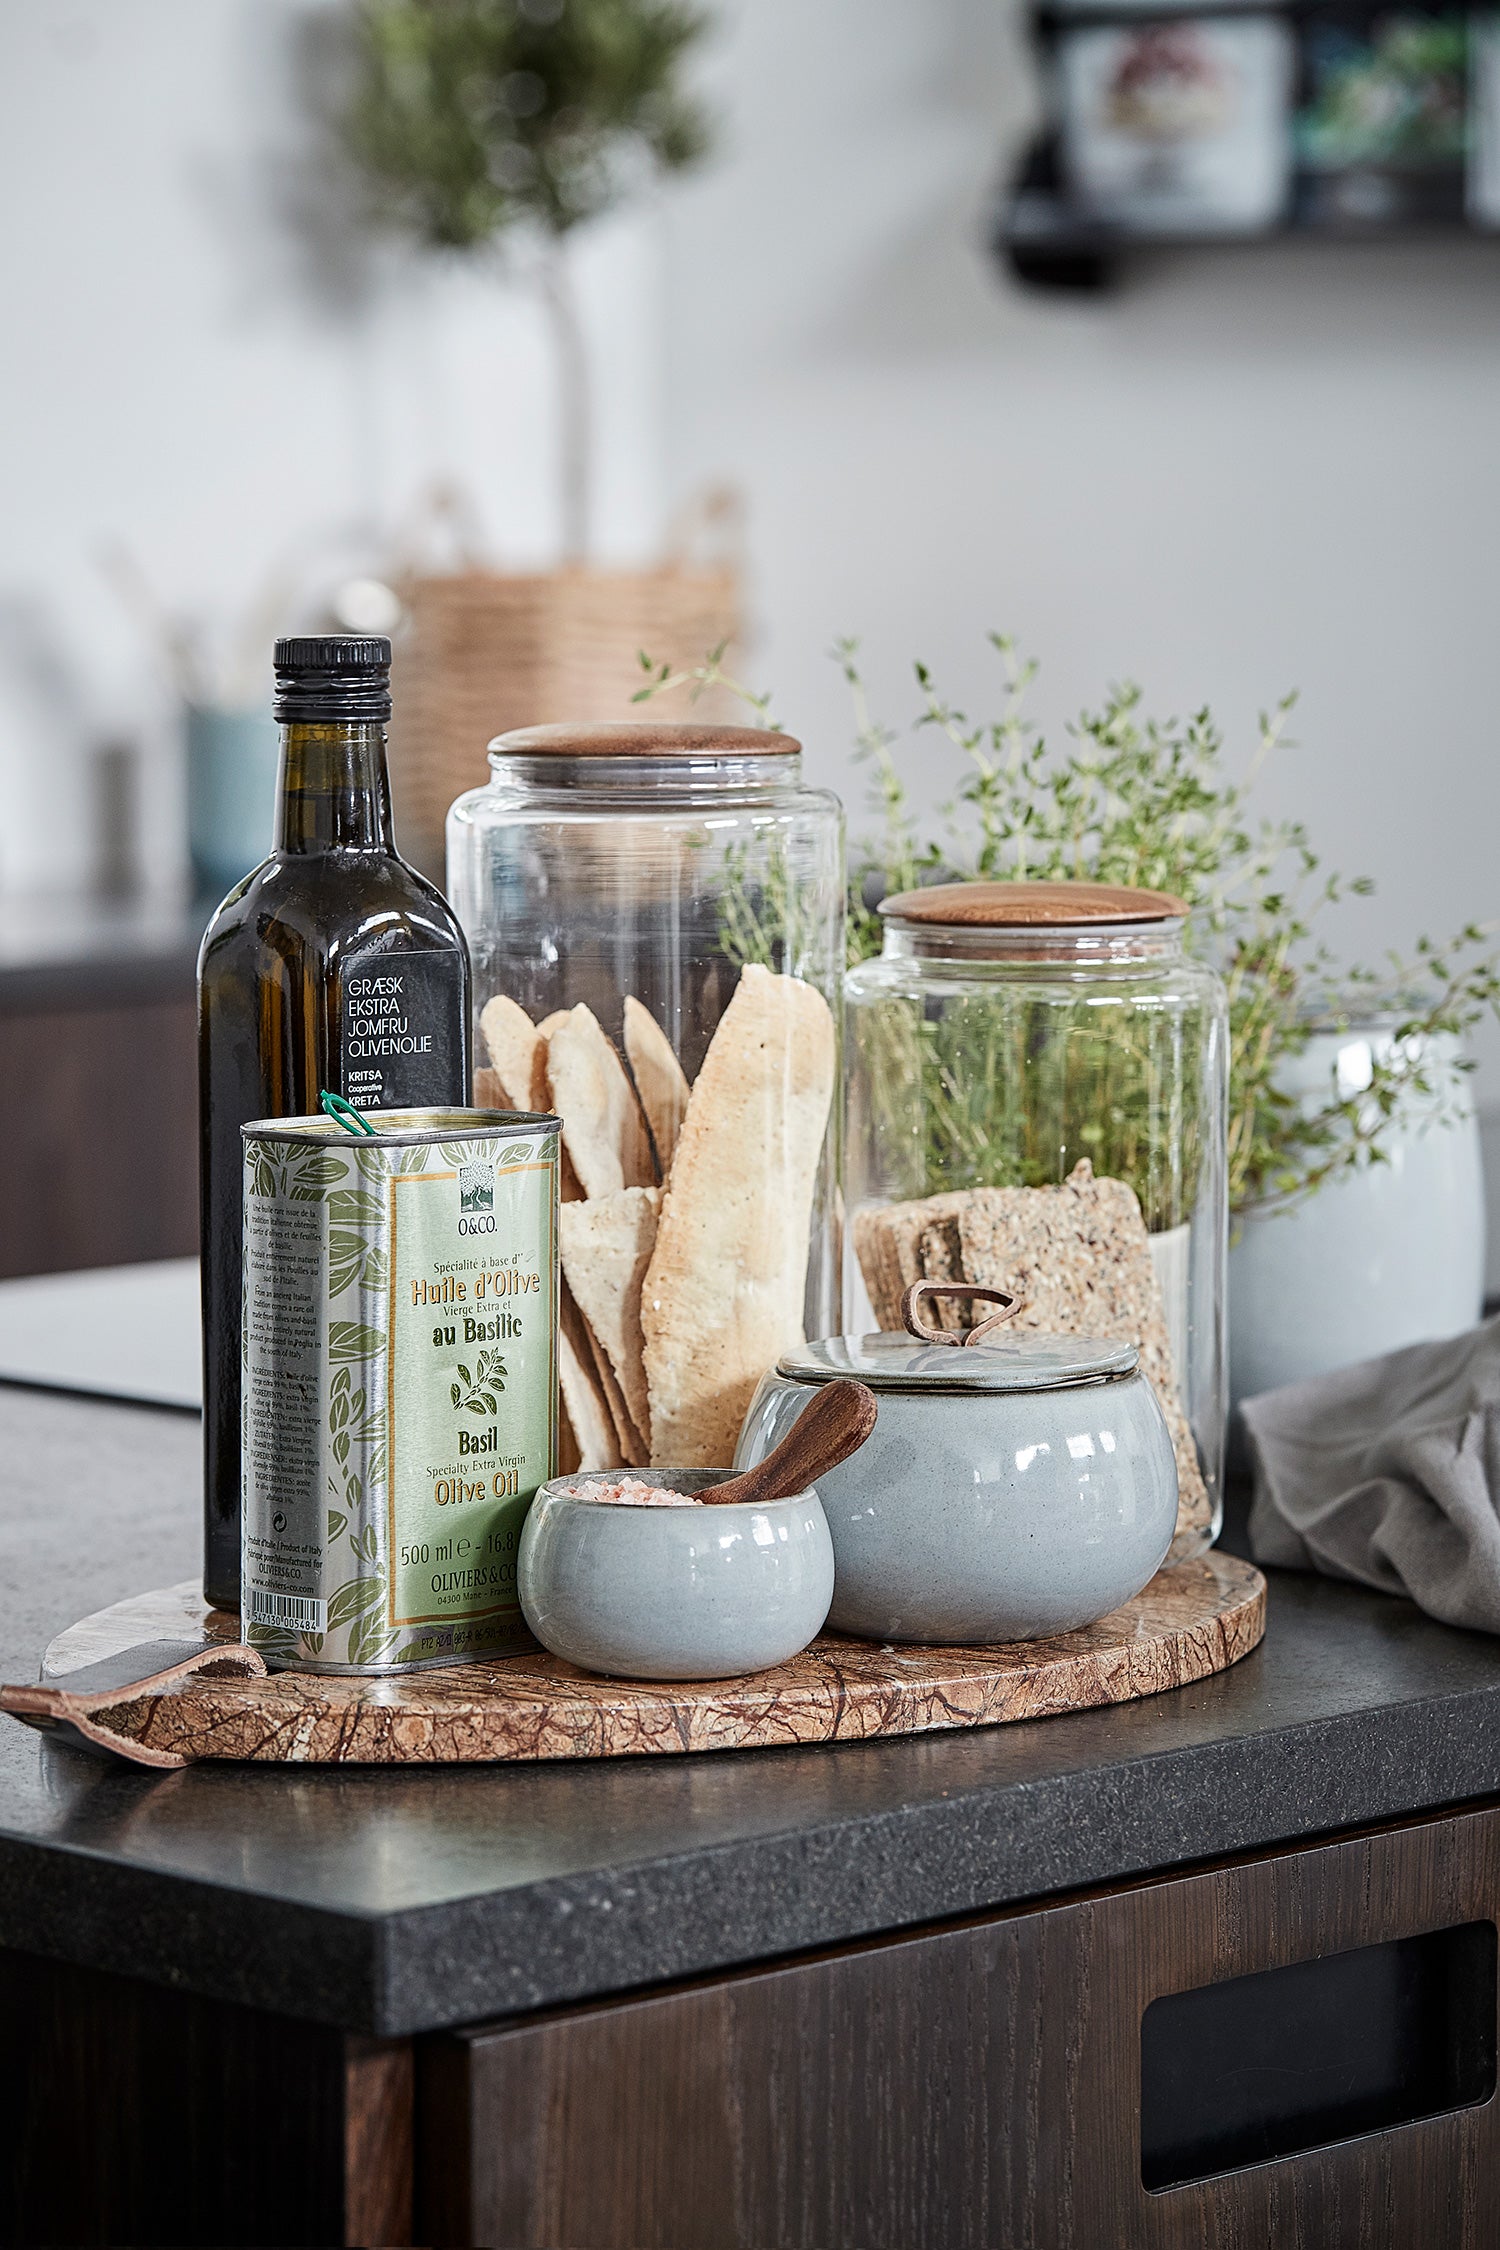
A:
[{"left": 240, "top": 1107, "right": 560, "bottom": 1674}]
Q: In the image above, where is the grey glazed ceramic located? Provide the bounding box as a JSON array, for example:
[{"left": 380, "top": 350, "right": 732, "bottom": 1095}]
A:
[
  {"left": 517, "top": 1469, "right": 835, "bottom": 1681},
  {"left": 734, "top": 1334, "right": 1179, "bottom": 1644}
]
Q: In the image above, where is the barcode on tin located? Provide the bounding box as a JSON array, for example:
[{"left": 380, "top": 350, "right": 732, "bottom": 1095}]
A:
[{"left": 247, "top": 1590, "right": 327, "bottom": 1634}]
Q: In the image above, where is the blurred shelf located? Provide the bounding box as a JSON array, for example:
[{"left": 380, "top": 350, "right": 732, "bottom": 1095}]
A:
[
  {"left": 996, "top": 132, "right": 1499, "bottom": 289},
  {"left": 1001, "top": 0, "right": 1498, "bottom": 289}
]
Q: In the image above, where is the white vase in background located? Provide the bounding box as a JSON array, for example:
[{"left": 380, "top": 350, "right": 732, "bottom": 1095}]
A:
[{"left": 1229, "top": 1024, "right": 1485, "bottom": 1411}]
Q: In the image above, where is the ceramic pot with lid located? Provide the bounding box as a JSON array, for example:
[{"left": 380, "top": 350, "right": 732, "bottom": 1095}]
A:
[{"left": 733, "top": 1285, "right": 1179, "bottom": 1644}]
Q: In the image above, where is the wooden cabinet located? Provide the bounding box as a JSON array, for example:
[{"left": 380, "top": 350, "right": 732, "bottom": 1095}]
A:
[
  {"left": 419, "top": 1803, "right": 1500, "bottom": 2250},
  {"left": 0, "top": 958, "right": 198, "bottom": 1278},
  {"left": 0, "top": 1950, "right": 409, "bottom": 2248},
  {"left": 2, "top": 1802, "right": 1497, "bottom": 2246}
]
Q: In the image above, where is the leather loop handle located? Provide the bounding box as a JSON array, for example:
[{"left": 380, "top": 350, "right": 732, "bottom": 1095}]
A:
[
  {"left": 0, "top": 1643, "right": 266, "bottom": 1769},
  {"left": 900, "top": 1281, "right": 1024, "bottom": 1348}
]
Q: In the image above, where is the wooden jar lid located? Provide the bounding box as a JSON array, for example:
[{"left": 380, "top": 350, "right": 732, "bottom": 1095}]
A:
[
  {"left": 878, "top": 879, "right": 1189, "bottom": 926},
  {"left": 490, "top": 722, "right": 800, "bottom": 759}
]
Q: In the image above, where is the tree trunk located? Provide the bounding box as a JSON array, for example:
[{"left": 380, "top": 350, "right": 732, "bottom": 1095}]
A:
[{"left": 540, "top": 239, "right": 590, "bottom": 567}]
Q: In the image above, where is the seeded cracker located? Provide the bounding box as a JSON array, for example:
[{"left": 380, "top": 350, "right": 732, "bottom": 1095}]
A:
[
  {"left": 642, "top": 964, "right": 835, "bottom": 1467},
  {"left": 953, "top": 1161, "right": 1209, "bottom": 1542},
  {"left": 916, "top": 1215, "right": 970, "bottom": 1330},
  {"left": 852, "top": 1193, "right": 969, "bottom": 1329}
]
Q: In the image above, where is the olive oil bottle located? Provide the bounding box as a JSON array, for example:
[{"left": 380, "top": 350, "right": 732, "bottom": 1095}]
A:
[{"left": 198, "top": 635, "right": 470, "bottom": 1609}]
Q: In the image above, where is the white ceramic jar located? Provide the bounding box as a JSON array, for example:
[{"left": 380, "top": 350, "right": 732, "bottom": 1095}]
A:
[
  {"left": 1229, "top": 1023, "right": 1485, "bottom": 1409},
  {"left": 734, "top": 1306, "right": 1179, "bottom": 1644}
]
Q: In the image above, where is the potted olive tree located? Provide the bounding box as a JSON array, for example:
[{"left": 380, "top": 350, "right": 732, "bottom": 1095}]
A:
[{"left": 337, "top": 0, "right": 732, "bottom": 868}]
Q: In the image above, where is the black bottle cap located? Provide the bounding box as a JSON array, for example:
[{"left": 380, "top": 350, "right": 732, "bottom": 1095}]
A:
[{"left": 273, "top": 634, "right": 392, "bottom": 723}]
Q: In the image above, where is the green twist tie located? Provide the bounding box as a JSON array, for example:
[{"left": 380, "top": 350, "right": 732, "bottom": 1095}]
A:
[{"left": 319, "top": 1089, "right": 377, "bottom": 1137}]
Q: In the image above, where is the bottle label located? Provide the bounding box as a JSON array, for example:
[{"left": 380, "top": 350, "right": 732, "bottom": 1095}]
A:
[{"left": 337, "top": 950, "right": 466, "bottom": 1111}]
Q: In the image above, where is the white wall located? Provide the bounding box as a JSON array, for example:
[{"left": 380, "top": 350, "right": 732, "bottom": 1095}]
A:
[{"left": 0, "top": 0, "right": 660, "bottom": 894}]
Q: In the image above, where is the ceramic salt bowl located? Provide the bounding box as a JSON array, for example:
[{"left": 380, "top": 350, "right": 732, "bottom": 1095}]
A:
[
  {"left": 517, "top": 1469, "right": 835, "bottom": 1681},
  {"left": 734, "top": 1331, "right": 1179, "bottom": 1644}
]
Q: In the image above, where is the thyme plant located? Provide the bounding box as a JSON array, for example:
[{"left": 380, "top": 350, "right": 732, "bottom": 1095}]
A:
[{"left": 638, "top": 636, "right": 1500, "bottom": 1221}]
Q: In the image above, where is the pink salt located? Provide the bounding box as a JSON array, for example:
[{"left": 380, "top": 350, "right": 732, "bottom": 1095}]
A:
[{"left": 557, "top": 1476, "right": 699, "bottom": 1507}]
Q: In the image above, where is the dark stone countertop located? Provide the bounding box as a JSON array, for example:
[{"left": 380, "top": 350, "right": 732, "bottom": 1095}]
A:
[{"left": 2, "top": 1382, "right": 1499, "bottom": 2038}]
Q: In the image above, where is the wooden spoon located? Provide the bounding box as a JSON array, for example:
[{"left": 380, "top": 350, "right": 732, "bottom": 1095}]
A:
[{"left": 702, "top": 1379, "right": 878, "bottom": 1507}]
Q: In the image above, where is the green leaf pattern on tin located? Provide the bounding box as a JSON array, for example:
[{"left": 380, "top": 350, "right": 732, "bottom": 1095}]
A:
[
  {"left": 327, "top": 1573, "right": 385, "bottom": 1632},
  {"left": 451, "top": 1348, "right": 508, "bottom": 1416},
  {"left": 251, "top": 1625, "right": 302, "bottom": 1666},
  {"left": 442, "top": 1138, "right": 500, "bottom": 1169},
  {"left": 328, "top": 1367, "right": 380, "bottom": 1469},
  {"left": 328, "top": 1320, "right": 385, "bottom": 1363},
  {"left": 347, "top": 1608, "right": 400, "bottom": 1670},
  {"left": 289, "top": 1153, "right": 351, "bottom": 1202},
  {"left": 247, "top": 1144, "right": 355, "bottom": 1205},
  {"left": 327, "top": 1187, "right": 388, "bottom": 1298}
]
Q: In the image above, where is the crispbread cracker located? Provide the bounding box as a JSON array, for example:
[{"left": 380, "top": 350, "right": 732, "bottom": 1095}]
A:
[
  {"left": 559, "top": 1186, "right": 659, "bottom": 1452},
  {"left": 623, "top": 997, "right": 690, "bottom": 1176},
  {"left": 472, "top": 1066, "right": 507, "bottom": 1112},
  {"left": 479, "top": 994, "right": 543, "bottom": 1111},
  {"left": 528, "top": 1016, "right": 583, "bottom": 1199},
  {"left": 583, "top": 1312, "right": 647, "bottom": 1466},
  {"left": 559, "top": 1288, "right": 622, "bottom": 1471},
  {"left": 547, "top": 1005, "right": 656, "bottom": 1199},
  {"left": 952, "top": 1162, "right": 1209, "bottom": 1541},
  {"left": 558, "top": 1393, "right": 582, "bottom": 1477},
  {"left": 642, "top": 964, "right": 835, "bottom": 1466}
]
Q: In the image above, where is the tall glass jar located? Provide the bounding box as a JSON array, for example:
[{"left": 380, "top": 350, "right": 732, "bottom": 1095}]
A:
[
  {"left": 447, "top": 723, "right": 846, "bottom": 1463},
  {"left": 845, "top": 881, "right": 1228, "bottom": 1555}
]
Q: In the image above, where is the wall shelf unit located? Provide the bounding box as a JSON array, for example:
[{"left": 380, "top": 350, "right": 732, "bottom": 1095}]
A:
[{"left": 996, "top": 0, "right": 1500, "bottom": 287}]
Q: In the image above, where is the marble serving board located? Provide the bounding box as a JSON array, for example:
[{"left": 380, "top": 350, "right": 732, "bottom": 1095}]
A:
[{"left": 4, "top": 1555, "right": 1266, "bottom": 1769}]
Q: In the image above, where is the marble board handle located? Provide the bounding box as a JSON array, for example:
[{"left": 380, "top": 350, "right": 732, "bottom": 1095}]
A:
[{"left": 0, "top": 1643, "right": 266, "bottom": 1768}]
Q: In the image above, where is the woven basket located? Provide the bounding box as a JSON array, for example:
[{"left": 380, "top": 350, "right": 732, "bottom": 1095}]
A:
[{"left": 388, "top": 565, "right": 741, "bottom": 876}]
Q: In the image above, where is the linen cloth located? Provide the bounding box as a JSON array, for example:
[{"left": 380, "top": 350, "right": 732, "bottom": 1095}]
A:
[{"left": 1243, "top": 1317, "right": 1500, "bottom": 1634}]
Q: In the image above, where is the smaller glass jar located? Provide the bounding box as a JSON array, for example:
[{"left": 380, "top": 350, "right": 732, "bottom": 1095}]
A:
[{"left": 845, "top": 880, "right": 1228, "bottom": 1554}]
